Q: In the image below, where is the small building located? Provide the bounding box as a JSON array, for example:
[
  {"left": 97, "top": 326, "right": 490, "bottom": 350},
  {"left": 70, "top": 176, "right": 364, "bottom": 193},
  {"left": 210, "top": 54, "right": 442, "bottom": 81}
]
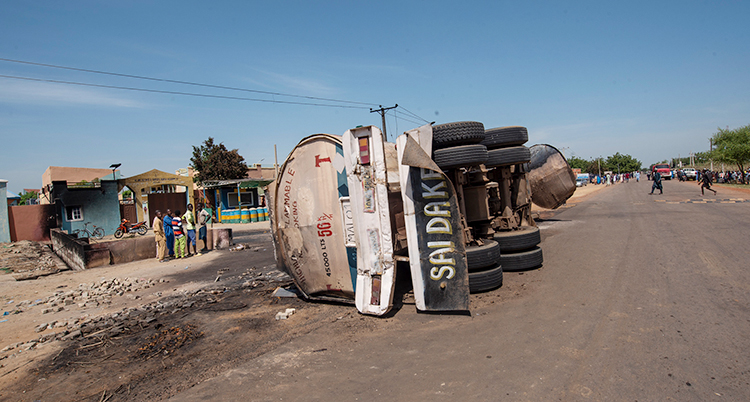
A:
[
  {"left": 6, "top": 190, "right": 20, "bottom": 206},
  {"left": 201, "top": 178, "right": 273, "bottom": 223},
  {"left": 48, "top": 179, "right": 121, "bottom": 236}
]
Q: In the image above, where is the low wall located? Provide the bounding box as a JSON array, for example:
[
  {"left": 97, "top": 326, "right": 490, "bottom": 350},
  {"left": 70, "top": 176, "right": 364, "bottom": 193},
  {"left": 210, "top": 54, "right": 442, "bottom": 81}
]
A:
[
  {"left": 50, "top": 228, "right": 87, "bottom": 271},
  {"left": 51, "top": 229, "right": 227, "bottom": 269},
  {"left": 108, "top": 235, "right": 156, "bottom": 264},
  {"left": 8, "top": 204, "right": 57, "bottom": 242},
  {"left": 50, "top": 229, "right": 110, "bottom": 270}
]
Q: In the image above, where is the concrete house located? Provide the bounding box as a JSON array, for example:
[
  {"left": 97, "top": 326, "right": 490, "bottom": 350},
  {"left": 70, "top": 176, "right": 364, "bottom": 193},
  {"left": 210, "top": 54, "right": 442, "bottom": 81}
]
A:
[{"left": 40, "top": 166, "right": 123, "bottom": 237}]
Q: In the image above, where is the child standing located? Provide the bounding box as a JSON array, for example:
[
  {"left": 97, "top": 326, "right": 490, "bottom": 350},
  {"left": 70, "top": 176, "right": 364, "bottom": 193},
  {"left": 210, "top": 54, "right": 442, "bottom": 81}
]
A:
[{"left": 172, "top": 210, "right": 186, "bottom": 258}]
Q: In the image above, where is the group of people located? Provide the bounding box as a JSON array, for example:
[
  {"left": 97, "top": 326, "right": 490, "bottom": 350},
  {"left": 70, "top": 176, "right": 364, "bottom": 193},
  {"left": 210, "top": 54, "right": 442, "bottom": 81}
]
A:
[
  {"left": 152, "top": 203, "right": 211, "bottom": 262},
  {"left": 650, "top": 168, "right": 719, "bottom": 196},
  {"left": 588, "top": 172, "right": 640, "bottom": 186}
]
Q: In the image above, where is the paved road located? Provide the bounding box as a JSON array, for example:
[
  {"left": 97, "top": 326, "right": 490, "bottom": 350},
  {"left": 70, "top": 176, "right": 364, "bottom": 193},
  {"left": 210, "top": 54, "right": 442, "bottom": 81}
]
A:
[{"left": 173, "top": 179, "right": 750, "bottom": 401}]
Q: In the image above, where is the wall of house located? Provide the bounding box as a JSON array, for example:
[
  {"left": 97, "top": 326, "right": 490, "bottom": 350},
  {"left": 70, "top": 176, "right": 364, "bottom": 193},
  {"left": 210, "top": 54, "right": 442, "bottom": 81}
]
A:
[
  {"left": 0, "top": 180, "right": 10, "bottom": 243},
  {"left": 53, "top": 180, "right": 121, "bottom": 236},
  {"left": 8, "top": 204, "right": 57, "bottom": 242}
]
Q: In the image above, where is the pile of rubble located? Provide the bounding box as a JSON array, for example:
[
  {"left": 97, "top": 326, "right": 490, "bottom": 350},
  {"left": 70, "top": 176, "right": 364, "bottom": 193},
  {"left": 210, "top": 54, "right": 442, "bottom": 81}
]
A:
[
  {"left": 0, "top": 270, "right": 294, "bottom": 361},
  {"left": 5, "top": 277, "right": 157, "bottom": 314},
  {"left": 0, "top": 241, "right": 68, "bottom": 279}
]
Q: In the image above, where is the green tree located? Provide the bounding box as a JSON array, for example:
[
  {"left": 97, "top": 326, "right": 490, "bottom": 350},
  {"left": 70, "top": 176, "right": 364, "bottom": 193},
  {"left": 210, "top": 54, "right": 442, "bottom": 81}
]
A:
[
  {"left": 604, "top": 153, "right": 641, "bottom": 174},
  {"left": 710, "top": 124, "right": 750, "bottom": 183},
  {"left": 190, "top": 137, "right": 249, "bottom": 183},
  {"left": 18, "top": 191, "right": 37, "bottom": 205},
  {"left": 567, "top": 156, "right": 589, "bottom": 171}
]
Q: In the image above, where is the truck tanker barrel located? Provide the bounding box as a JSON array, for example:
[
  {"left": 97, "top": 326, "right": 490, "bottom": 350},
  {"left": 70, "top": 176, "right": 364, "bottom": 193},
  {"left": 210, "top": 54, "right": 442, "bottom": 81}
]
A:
[{"left": 525, "top": 144, "right": 576, "bottom": 210}]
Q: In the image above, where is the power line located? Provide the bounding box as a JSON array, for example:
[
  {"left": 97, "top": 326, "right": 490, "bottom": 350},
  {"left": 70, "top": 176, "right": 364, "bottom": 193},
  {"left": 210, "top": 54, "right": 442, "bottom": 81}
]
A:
[
  {"left": 0, "top": 57, "right": 379, "bottom": 107},
  {"left": 393, "top": 110, "right": 423, "bottom": 126},
  {"left": 0, "top": 74, "right": 370, "bottom": 109},
  {"left": 398, "top": 105, "right": 429, "bottom": 123}
]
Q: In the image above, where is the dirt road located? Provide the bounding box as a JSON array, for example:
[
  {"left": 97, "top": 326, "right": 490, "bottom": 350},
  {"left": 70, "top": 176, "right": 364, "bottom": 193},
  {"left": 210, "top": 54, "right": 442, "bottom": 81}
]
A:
[{"left": 2, "top": 180, "right": 750, "bottom": 401}]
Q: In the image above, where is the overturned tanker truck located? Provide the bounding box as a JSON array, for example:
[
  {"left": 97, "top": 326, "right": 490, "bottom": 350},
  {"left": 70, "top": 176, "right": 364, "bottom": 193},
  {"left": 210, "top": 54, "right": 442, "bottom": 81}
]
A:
[{"left": 266, "top": 121, "right": 575, "bottom": 316}]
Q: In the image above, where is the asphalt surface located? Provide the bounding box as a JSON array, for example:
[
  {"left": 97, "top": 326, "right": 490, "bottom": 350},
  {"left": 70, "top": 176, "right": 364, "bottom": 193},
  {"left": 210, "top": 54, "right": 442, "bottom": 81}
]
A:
[{"left": 170, "top": 179, "right": 750, "bottom": 401}]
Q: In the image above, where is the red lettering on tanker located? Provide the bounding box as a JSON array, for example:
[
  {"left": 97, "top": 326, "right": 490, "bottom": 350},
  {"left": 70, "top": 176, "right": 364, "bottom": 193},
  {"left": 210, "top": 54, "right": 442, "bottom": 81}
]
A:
[
  {"left": 315, "top": 155, "right": 331, "bottom": 167},
  {"left": 317, "top": 214, "right": 333, "bottom": 276}
]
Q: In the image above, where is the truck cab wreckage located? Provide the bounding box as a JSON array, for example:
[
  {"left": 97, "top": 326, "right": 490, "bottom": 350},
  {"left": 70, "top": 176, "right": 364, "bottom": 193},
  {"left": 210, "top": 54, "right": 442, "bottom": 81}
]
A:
[{"left": 267, "top": 121, "right": 575, "bottom": 316}]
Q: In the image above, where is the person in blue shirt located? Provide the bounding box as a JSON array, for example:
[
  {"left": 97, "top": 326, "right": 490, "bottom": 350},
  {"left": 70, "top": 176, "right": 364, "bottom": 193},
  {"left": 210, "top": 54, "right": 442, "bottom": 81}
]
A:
[{"left": 163, "top": 209, "right": 175, "bottom": 259}]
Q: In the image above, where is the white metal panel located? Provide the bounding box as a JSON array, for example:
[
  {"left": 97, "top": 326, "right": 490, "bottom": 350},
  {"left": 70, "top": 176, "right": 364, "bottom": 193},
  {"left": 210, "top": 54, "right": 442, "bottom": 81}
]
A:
[
  {"left": 397, "top": 125, "right": 433, "bottom": 310},
  {"left": 343, "top": 126, "right": 396, "bottom": 316}
]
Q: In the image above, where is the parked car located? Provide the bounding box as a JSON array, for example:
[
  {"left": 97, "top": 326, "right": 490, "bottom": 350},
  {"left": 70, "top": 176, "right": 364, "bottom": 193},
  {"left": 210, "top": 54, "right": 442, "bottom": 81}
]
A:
[
  {"left": 267, "top": 122, "right": 575, "bottom": 315},
  {"left": 682, "top": 168, "right": 697, "bottom": 180}
]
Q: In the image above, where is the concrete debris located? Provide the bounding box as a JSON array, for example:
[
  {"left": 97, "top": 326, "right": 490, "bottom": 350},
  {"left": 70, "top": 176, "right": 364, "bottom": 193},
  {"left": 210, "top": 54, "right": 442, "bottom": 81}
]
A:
[
  {"left": 0, "top": 269, "right": 295, "bottom": 360},
  {"left": 275, "top": 308, "right": 296, "bottom": 320},
  {"left": 1, "top": 240, "right": 70, "bottom": 280},
  {"left": 271, "top": 287, "right": 298, "bottom": 298}
]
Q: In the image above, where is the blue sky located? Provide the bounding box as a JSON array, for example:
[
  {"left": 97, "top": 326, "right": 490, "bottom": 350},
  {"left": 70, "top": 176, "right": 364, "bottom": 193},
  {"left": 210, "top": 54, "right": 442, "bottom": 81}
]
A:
[{"left": 2, "top": 1, "right": 749, "bottom": 192}]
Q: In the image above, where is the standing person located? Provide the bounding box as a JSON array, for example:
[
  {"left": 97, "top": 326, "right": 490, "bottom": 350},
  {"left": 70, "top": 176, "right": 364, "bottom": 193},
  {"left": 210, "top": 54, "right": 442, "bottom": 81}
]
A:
[
  {"left": 197, "top": 203, "right": 211, "bottom": 255},
  {"left": 182, "top": 204, "right": 197, "bottom": 256},
  {"left": 153, "top": 210, "right": 167, "bottom": 262},
  {"left": 649, "top": 170, "right": 663, "bottom": 195},
  {"left": 700, "top": 169, "right": 717, "bottom": 195},
  {"left": 636, "top": 171, "right": 640, "bottom": 182},
  {"left": 163, "top": 209, "right": 174, "bottom": 259},
  {"left": 172, "top": 209, "right": 186, "bottom": 258}
]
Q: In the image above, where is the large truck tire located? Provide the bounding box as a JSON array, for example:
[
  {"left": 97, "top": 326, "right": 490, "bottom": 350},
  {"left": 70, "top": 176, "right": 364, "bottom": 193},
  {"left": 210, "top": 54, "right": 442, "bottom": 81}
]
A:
[
  {"left": 499, "top": 246, "right": 543, "bottom": 271},
  {"left": 466, "top": 240, "right": 501, "bottom": 272},
  {"left": 482, "top": 126, "right": 528, "bottom": 148},
  {"left": 433, "top": 144, "right": 488, "bottom": 170},
  {"left": 486, "top": 146, "right": 531, "bottom": 167},
  {"left": 493, "top": 227, "right": 540, "bottom": 253},
  {"left": 432, "top": 121, "right": 486, "bottom": 149},
  {"left": 469, "top": 264, "right": 503, "bottom": 293}
]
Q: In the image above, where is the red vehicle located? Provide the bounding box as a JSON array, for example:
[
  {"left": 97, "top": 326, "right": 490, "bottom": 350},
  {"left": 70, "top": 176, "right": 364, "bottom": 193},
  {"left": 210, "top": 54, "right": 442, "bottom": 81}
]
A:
[
  {"left": 114, "top": 219, "right": 148, "bottom": 238},
  {"left": 652, "top": 164, "right": 672, "bottom": 180}
]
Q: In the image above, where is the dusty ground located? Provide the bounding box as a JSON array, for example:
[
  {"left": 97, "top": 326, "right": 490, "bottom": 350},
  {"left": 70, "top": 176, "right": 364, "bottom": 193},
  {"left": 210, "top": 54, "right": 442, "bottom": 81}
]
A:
[
  {"left": 0, "top": 221, "right": 536, "bottom": 402},
  {"left": 0, "top": 214, "right": 545, "bottom": 402}
]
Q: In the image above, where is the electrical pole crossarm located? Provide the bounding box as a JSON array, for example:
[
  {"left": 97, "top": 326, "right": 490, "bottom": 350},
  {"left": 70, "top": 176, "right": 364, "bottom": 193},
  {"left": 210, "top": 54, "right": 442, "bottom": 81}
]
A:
[{"left": 370, "top": 104, "right": 398, "bottom": 140}]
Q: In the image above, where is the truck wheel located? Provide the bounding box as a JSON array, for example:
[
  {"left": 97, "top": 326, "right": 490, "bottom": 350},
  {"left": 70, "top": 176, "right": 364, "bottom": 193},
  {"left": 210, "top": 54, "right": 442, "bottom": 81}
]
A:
[
  {"left": 499, "top": 246, "right": 543, "bottom": 271},
  {"left": 469, "top": 264, "right": 503, "bottom": 293},
  {"left": 466, "top": 240, "right": 501, "bottom": 272},
  {"left": 432, "top": 121, "right": 485, "bottom": 149},
  {"left": 486, "top": 146, "right": 531, "bottom": 167},
  {"left": 493, "top": 227, "right": 540, "bottom": 253},
  {"left": 433, "top": 144, "right": 488, "bottom": 170},
  {"left": 481, "top": 126, "right": 528, "bottom": 149}
]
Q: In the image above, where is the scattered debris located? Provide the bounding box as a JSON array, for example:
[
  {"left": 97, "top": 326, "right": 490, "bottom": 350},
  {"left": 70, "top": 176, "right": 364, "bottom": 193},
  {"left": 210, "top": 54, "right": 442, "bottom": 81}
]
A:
[
  {"left": 137, "top": 324, "right": 204, "bottom": 360},
  {"left": 275, "top": 308, "right": 296, "bottom": 320},
  {"left": 0, "top": 241, "right": 70, "bottom": 280},
  {"left": 271, "top": 287, "right": 298, "bottom": 298}
]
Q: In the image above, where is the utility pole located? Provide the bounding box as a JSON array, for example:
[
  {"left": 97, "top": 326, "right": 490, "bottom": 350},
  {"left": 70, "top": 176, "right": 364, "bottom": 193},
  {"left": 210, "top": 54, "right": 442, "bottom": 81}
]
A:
[{"left": 370, "top": 104, "right": 398, "bottom": 140}]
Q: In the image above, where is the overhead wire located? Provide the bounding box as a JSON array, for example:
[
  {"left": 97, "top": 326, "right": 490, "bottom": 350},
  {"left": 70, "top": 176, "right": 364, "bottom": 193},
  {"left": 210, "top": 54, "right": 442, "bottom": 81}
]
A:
[
  {"left": 0, "top": 57, "right": 379, "bottom": 107},
  {"left": 393, "top": 110, "right": 423, "bottom": 126},
  {"left": 398, "top": 105, "right": 429, "bottom": 123},
  {"left": 0, "top": 74, "right": 370, "bottom": 109}
]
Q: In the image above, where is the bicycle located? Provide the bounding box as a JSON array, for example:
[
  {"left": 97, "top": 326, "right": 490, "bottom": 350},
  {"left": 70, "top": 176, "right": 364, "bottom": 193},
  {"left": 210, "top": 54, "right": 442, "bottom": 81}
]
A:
[{"left": 72, "top": 222, "right": 105, "bottom": 240}]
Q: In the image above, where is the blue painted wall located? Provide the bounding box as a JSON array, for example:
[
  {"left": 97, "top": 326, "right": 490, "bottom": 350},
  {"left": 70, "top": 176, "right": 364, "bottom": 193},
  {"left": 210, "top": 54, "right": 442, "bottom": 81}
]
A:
[
  {"left": 0, "top": 180, "right": 9, "bottom": 242},
  {"left": 52, "top": 180, "right": 121, "bottom": 236}
]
